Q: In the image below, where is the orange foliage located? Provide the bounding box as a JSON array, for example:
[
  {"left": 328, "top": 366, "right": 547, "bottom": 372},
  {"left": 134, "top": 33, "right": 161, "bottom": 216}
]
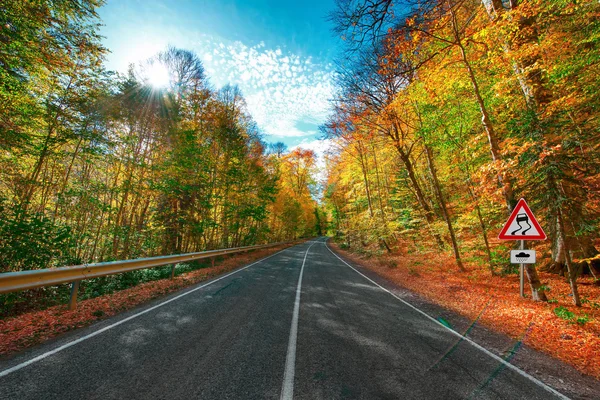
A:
[{"left": 331, "top": 243, "right": 600, "bottom": 380}]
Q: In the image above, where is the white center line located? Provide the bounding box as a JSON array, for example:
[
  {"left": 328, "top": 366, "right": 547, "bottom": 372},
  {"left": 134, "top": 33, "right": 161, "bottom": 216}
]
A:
[
  {"left": 280, "top": 241, "right": 316, "bottom": 400},
  {"left": 0, "top": 246, "right": 294, "bottom": 379}
]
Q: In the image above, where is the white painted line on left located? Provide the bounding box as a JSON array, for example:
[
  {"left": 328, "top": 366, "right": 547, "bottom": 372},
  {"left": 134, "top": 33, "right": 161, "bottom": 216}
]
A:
[
  {"left": 0, "top": 245, "right": 299, "bottom": 379},
  {"left": 280, "top": 241, "right": 316, "bottom": 400}
]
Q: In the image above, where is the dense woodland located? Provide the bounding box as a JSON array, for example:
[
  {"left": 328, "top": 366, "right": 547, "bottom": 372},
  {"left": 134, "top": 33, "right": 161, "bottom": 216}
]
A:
[
  {"left": 0, "top": 0, "right": 321, "bottom": 277},
  {"left": 323, "top": 0, "right": 600, "bottom": 306},
  {"left": 1, "top": 0, "right": 599, "bottom": 315},
  {"left": 2, "top": 0, "right": 600, "bottom": 381}
]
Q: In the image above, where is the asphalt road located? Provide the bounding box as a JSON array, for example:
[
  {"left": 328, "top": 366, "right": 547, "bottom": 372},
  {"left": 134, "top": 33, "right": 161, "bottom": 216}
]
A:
[{"left": 0, "top": 238, "right": 571, "bottom": 399}]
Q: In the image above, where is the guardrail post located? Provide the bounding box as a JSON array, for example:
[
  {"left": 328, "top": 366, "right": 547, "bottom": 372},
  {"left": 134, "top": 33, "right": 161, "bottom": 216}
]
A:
[
  {"left": 69, "top": 280, "right": 80, "bottom": 310},
  {"left": 170, "top": 264, "right": 176, "bottom": 280},
  {"left": 211, "top": 257, "right": 215, "bottom": 268}
]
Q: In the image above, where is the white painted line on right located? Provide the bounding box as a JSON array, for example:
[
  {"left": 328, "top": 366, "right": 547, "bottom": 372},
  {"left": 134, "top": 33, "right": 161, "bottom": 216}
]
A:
[{"left": 324, "top": 241, "right": 570, "bottom": 400}]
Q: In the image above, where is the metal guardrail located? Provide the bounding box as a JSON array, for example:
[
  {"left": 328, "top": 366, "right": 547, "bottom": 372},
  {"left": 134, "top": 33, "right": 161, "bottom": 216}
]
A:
[{"left": 0, "top": 240, "right": 302, "bottom": 310}]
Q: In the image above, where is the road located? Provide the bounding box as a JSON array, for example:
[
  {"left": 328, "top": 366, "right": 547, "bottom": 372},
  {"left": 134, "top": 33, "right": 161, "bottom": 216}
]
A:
[{"left": 0, "top": 238, "right": 569, "bottom": 399}]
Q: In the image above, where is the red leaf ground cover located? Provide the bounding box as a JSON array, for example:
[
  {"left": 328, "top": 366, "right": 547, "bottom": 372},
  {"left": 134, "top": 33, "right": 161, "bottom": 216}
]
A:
[
  {"left": 330, "top": 243, "right": 600, "bottom": 380},
  {"left": 0, "top": 245, "right": 293, "bottom": 356}
]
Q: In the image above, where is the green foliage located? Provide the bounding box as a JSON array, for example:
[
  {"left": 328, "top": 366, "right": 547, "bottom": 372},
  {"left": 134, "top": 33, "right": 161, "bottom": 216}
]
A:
[
  {"left": 323, "top": 0, "right": 600, "bottom": 308},
  {"left": 553, "top": 306, "right": 575, "bottom": 321},
  {"left": 0, "top": 0, "right": 106, "bottom": 147},
  {"left": 0, "top": 5, "right": 320, "bottom": 318},
  {"left": 576, "top": 315, "right": 589, "bottom": 326},
  {"left": 581, "top": 298, "right": 600, "bottom": 309},
  {"left": 0, "top": 199, "right": 76, "bottom": 272},
  {"left": 537, "top": 285, "right": 550, "bottom": 293}
]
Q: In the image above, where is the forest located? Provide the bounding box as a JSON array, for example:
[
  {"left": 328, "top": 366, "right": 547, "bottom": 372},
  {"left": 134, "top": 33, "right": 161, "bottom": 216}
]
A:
[
  {"left": 323, "top": 0, "right": 600, "bottom": 306},
  {"left": 0, "top": 1, "right": 322, "bottom": 310},
  {"left": 1, "top": 0, "right": 600, "bottom": 382}
]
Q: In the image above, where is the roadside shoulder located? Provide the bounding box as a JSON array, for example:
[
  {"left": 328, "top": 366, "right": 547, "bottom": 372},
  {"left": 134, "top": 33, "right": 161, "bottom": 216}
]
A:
[
  {"left": 327, "top": 242, "right": 600, "bottom": 400},
  {"left": 0, "top": 243, "right": 303, "bottom": 363}
]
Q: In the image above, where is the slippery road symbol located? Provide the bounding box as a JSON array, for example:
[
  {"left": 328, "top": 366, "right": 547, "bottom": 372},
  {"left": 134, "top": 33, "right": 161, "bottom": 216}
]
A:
[
  {"left": 498, "top": 199, "right": 547, "bottom": 241},
  {"left": 511, "top": 213, "right": 531, "bottom": 236}
]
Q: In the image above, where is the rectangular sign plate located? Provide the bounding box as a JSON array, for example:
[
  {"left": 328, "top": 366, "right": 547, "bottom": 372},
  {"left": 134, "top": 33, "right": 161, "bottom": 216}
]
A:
[{"left": 510, "top": 250, "right": 536, "bottom": 264}]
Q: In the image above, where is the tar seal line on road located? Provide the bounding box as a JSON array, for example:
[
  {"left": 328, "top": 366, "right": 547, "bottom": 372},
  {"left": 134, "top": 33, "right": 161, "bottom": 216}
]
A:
[
  {"left": 280, "top": 240, "right": 318, "bottom": 400},
  {"left": 323, "top": 241, "right": 570, "bottom": 400},
  {"left": 0, "top": 246, "right": 294, "bottom": 379}
]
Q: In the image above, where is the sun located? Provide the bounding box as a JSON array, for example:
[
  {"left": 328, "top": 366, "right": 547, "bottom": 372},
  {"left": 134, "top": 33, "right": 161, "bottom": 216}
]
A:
[{"left": 146, "top": 62, "right": 170, "bottom": 88}]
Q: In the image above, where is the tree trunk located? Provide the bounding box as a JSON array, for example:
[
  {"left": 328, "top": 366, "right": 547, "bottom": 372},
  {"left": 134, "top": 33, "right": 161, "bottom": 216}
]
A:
[
  {"left": 21, "top": 126, "right": 54, "bottom": 211},
  {"left": 395, "top": 143, "right": 445, "bottom": 249},
  {"left": 425, "top": 145, "right": 465, "bottom": 271},
  {"left": 483, "top": 0, "right": 599, "bottom": 281},
  {"left": 370, "top": 141, "right": 388, "bottom": 219},
  {"left": 556, "top": 208, "right": 581, "bottom": 306},
  {"left": 357, "top": 141, "right": 374, "bottom": 218},
  {"left": 481, "top": 0, "right": 552, "bottom": 109},
  {"left": 449, "top": 4, "right": 515, "bottom": 212},
  {"left": 53, "top": 135, "right": 85, "bottom": 221},
  {"left": 524, "top": 263, "right": 548, "bottom": 302},
  {"left": 467, "top": 181, "right": 494, "bottom": 274}
]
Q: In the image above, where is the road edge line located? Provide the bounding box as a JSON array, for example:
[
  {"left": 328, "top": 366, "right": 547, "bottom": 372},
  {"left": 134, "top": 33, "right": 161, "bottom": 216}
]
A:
[
  {"left": 324, "top": 241, "right": 570, "bottom": 400},
  {"left": 0, "top": 245, "right": 296, "bottom": 379}
]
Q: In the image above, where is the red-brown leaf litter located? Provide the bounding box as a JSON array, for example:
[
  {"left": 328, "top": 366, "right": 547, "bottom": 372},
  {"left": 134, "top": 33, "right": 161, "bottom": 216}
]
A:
[
  {"left": 330, "top": 243, "right": 600, "bottom": 380},
  {"left": 0, "top": 245, "right": 292, "bottom": 357}
]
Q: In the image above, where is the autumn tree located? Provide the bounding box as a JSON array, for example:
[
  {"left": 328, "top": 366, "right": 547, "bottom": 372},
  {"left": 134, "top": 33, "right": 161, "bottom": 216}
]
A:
[{"left": 327, "top": 0, "right": 600, "bottom": 303}]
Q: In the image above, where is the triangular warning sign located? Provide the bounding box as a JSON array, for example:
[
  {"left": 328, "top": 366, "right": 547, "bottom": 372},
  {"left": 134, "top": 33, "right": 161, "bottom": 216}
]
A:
[{"left": 498, "top": 198, "right": 547, "bottom": 240}]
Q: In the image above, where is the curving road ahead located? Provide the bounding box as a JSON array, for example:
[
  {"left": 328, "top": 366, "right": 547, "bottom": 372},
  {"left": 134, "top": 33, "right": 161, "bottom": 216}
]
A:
[{"left": 0, "top": 238, "right": 572, "bottom": 399}]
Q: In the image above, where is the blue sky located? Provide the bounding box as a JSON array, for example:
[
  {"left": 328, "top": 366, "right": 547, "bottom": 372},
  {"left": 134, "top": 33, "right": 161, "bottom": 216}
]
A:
[{"left": 98, "top": 0, "right": 338, "bottom": 154}]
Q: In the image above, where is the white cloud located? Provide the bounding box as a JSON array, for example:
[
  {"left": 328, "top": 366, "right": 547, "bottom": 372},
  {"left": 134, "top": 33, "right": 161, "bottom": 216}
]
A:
[
  {"left": 240, "top": 71, "right": 251, "bottom": 82},
  {"left": 194, "top": 36, "right": 334, "bottom": 139},
  {"left": 293, "top": 138, "right": 332, "bottom": 156}
]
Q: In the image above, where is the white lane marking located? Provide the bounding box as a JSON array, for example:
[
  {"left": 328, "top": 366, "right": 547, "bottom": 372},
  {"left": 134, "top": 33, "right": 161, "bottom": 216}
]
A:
[
  {"left": 323, "top": 242, "right": 570, "bottom": 400},
  {"left": 0, "top": 245, "right": 302, "bottom": 379},
  {"left": 280, "top": 241, "right": 316, "bottom": 400}
]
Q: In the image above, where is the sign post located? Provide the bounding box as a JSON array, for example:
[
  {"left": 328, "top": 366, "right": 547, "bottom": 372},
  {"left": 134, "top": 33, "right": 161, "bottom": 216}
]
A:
[
  {"left": 498, "top": 199, "right": 546, "bottom": 298},
  {"left": 520, "top": 240, "right": 525, "bottom": 297}
]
